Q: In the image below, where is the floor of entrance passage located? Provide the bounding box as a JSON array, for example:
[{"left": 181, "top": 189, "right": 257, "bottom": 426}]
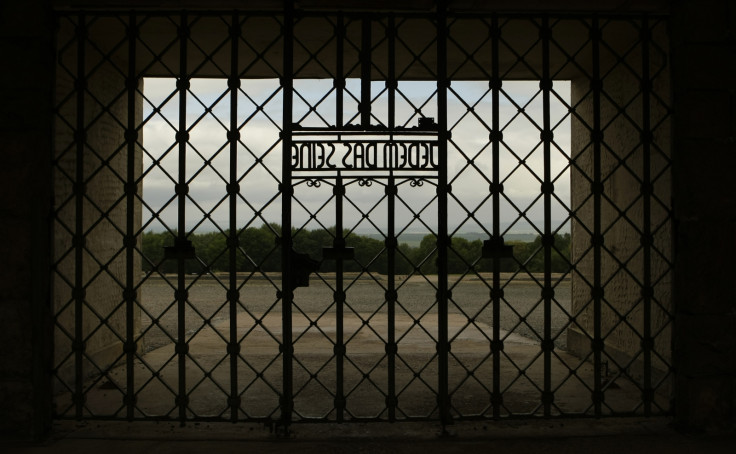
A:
[{"left": 57, "top": 291, "right": 644, "bottom": 419}]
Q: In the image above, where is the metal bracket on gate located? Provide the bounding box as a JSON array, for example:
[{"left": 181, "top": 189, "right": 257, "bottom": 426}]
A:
[
  {"left": 481, "top": 236, "right": 514, "bottom": 259},
  {"left": 164, "top": 238, "right": 196, "bottom": 260},
  {"left": 322, "top": 239, "right": 355, "bottom": 261},
  {"left": 289, "top": 249, "right": 320, "bottom": 290}
]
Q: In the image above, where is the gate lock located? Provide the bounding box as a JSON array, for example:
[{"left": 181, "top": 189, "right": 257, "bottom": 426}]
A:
[{"left": 289, "top": 249, "right": 321, "bottom": 290}]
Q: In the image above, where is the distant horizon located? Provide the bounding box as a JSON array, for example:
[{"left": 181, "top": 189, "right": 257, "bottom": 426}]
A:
[{"left": 142, "top": 220, "right": 571, "bottom": 236}]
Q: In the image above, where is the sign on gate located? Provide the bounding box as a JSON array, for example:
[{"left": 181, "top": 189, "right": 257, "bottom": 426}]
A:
[{"left": 290, "top": 139, "right": 440, "bottom": 171}]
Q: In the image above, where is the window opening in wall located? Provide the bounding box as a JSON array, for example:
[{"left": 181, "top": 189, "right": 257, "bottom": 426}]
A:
[{"left": 51, "top": 11, "right": 672, "bottom": 425}]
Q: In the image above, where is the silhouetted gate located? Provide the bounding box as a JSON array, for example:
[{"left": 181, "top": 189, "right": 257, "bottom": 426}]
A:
[{"left": 52, "top": 5, "right": 673, "bottom": 427}]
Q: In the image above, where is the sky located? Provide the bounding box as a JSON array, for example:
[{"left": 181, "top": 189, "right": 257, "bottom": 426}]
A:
[{"left": 140, "top": 78, "right": 572, "bottom": 237}]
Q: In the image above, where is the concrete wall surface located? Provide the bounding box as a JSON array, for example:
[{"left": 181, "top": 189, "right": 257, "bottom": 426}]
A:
[
  {"left": 0, "top": 0, "right": 54, "bottom": 440},
  {"left": 670, "top": 0, "right": 736, "bottom": 431},
  {"left": 0, "top": 0, "right": 735, "bottom": 440}
]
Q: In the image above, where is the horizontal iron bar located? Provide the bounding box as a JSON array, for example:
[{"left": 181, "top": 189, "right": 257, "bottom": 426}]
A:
[
  {"left": 52, "top": 408, "right": 670, "bottom": 424},
  {"left": 53, "top": 11, "right": 670, "bottom": 20},
  {"left": 292, "top": 173, "right": 438, "bottom": 179},
  {"left": 292, "top": 140, "right": 439, "bottom": 144},
  {"left": 292, "top": 130, "right": 438, "bottom": 136}
]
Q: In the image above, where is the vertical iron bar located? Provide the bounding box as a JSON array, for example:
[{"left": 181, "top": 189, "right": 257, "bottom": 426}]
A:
[
  {"left": 74, "top": 13, "right": 86, "bottom": 420},
  {"left": 336, "top": 14, "right": 344, "bottom": 129},
  {"left": 436, "top": 2, "right": 450, "bottom": 426},
  {"left": 176, "top": 12, "right": 188, "bottom": 424},
  {"left": 387, "top": 174, "right": 396, "bottom": 421},
  {"left": 388, "top": 15, "right": 395, "bottom": 132},
  {"left": 592, "top": 15, "right": 603, "bottom": 417},
  {"left": 387, "top": 15, "right": 397, "bottom": 422},
  {"left": 541, "top": 16, "right": 553, "bottom": 417},
  {"left": 361, "top": 17, "right": 372, "bottom": 128},
  {"left": 490, "top": 14, "right": 502, "bottom": 419},
  {"left": 335, "top": 173, "right": 345, "bottom": 422},
  {"left": 641, "top": 15, "right": 653, "bottom": 416},
  {"left": 125, "top": 13, "right": 137, "bottom": 421},
  {"left": 281, "top": 0, "right": 295, "bottom": 429},
  {"left": 228, "top": 11, "right": 240, "bottom": 422}
]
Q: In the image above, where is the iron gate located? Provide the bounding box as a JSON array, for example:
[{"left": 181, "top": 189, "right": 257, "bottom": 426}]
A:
[{"left": 52, "top": 6, "right": 673, "bottom": 426}]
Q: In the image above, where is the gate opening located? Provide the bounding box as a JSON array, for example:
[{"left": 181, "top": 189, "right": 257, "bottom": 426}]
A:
[{"left": 52, "top": 11, "right": 673, "bottom": 424}]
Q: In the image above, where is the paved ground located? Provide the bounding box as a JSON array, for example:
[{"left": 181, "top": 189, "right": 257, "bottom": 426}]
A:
[
  {"left": 35, "top": 275, "right": 698, "bottom": 452},
  {"left": 139, "top": 275, "right": 573, "bottom": 352},
  {"left": 54, "top": 310, "right": 645, "bottom": 419}
]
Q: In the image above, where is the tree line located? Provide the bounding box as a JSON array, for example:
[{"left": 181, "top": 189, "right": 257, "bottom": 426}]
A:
[{"left": 142, "top": 224, "right": 571, "bottom": 275}]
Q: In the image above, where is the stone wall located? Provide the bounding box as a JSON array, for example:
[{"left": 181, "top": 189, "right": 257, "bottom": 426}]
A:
[
  {"left": 568, "top": 18, "right": 673, "bottom": 400},
  {"left": 52, "top": 20, "right": 143, "bottom": 401},
  {"left": 52, "top": 21, "right": 143, "bottom": 404}
]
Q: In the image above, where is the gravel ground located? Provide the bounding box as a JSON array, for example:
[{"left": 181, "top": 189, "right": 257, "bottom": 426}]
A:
[
  {"left": 140, "top": 273, "right": 572, "bottom": 353},
  {"left": 66, "top": 274, "right": 650, "bottom": 421}
]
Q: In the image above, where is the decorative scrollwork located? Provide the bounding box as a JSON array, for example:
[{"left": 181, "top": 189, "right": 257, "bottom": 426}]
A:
[
  {"left": 358, "top": 178, "right": 373, "bottom": 187},
  {"left": 306, "top": 179, "right": 322, "bottom": 188},
  {"left": 409, "top": 178, "right": 425, "bottom": 187}
]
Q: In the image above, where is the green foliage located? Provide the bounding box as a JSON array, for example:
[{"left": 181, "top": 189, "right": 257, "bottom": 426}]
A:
[
  {"left": 141, "top": 227, "right": 571, "bottom": 275},
  {"left": 511, "top": 232, "right": 571, "bottom": 273}
]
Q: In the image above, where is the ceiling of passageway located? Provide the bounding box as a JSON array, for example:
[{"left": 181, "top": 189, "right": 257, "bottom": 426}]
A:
[
  {"left": 58, "top": 7, "right": 664, "bottom": 80},
  {"left": 53, "top": 0, "right": 670, "bottom": 13}
]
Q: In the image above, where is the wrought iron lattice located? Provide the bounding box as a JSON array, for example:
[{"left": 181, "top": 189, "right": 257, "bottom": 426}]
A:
[{"left": 52, "top": 7, "right": 672, "bottom": 427}]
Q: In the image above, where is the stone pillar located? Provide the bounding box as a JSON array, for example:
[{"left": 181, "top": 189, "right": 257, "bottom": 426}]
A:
[
  {"left": 53, "top": 17, "right": 144, "bottom": 401},
  {"left": 568, "top": 19, "right": 672, "bottom": 400},
  {"left": 671, "top": 0, "right": 736, "bottom": 431}
]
